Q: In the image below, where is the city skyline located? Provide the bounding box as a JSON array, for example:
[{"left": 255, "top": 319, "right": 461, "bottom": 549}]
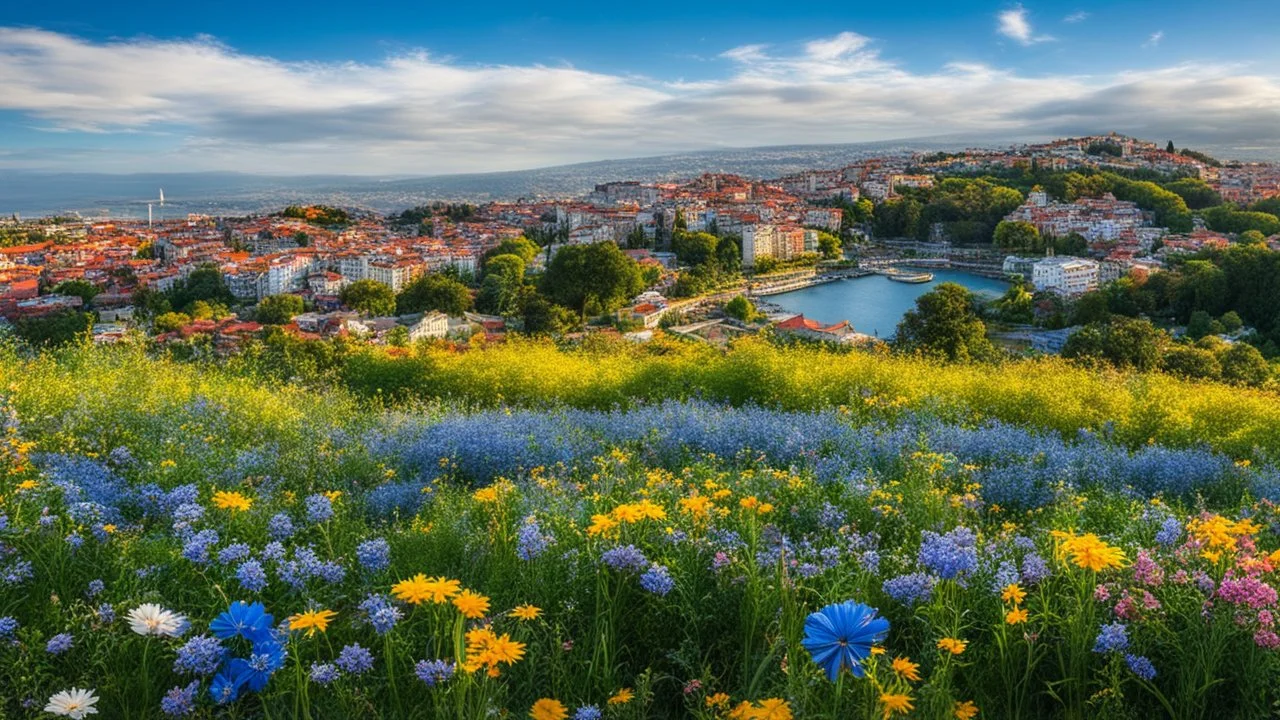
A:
[{"left": 3, "top": 0, "right": 1280, "bottom": 174}]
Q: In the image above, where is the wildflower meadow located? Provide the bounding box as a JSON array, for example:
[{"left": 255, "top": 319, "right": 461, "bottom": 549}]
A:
[{"left": 2, "top": 342, "right": 1280, "bottom": 718}]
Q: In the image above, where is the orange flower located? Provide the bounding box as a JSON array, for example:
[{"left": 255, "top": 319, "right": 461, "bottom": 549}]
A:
[
  {"left": 891, "top": 656, "right": 921, "bottom": 682},
  {"left": 937, "top": 637, "right": 967, "bottom": 655},
  {"left": 954, "top": 700, "right": 979, "bottom": 719},
  {"left": 1005, "top": 607, "right": 1028, "bottom": 625},
  {"left": 453, "top": 589, "right": 491, "bottom": 619}
]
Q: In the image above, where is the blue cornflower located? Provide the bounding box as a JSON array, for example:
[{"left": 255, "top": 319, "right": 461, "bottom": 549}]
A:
[
  {"left": 315, "top": 561, "right": 346, "bottom": 584},
  {"left": 236, "top": 560, "right": 268, "bottom": 593},
  {"left": 639, "top": 564, "right": 675, "bottom": 596},
  {"left": 217, "top": 543, "right": 252, "bottom": 565},
  {"left": 414, "top": 658, "right": 455, "bottom": 687},
  {"left": 573, "top": 705, "right": 603, "bottom": 720},
  {"left": 211, "top": 601, "right": 274, "bottom": 643},
  {"left": 305, "top": 494, "right": 333, "bottom": 523},
  {"left": 232, "top": 639, "right": 286, "bottom": 691},
  {"left": 335, "top": 643, "right": 374, "bottom": 674},
  {"left": 356, "top": 538, "right": 391, "bottom": 572},
  {"left": 309, "top": 662, "right": 340, "bottom": 685},
  {"left": 86, "top": 579, "right": 105, "bottom": 598},
  {"left": 1155, "top": 517, "right": 1182, "bottom": 546},
  {"left": 46, "top": 632, "right": 74, "bottom": 655},
  {"left": 601, "top": 545, "right": 649, "bottom": 573},
  {"left": 801, "top": 600, "right": 890, "bottom": 681},
  {"left": 209, "top": 665, "right": 243, "bottom": 704},
  {"left": 174, "top": 635, "right": 226, "bottom": 676},
  {"left": 267, "top": 513, "right": 295, "bottom": 540},
  {"left": 882, "top": 572, "right": 936, "bottom": 606},
  {"left": 260, "top": 541, "right": 287, "bottom": 564},
  {"left": 358, "top": 594, "right": 402, "bottom": 635},
  {"left": 0, "top": 616, "right": 18, "bottom": 639},
  {"left": 65, "top": 533, "right": 84, "bottom": 549},
  {"left": 1125, "top": 653, "right": 1156, "bottom": 681},
  {"left": 1093, "top": 622, "right": 1129, "bottom": 654},
  {"left": 160, "top": 680, "right": 200, "bottom": 717}
]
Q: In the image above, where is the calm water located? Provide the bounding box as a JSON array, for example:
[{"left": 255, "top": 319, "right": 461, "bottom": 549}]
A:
[{"left": 766, "top": 268, "right": 1009, "bottom": 339}]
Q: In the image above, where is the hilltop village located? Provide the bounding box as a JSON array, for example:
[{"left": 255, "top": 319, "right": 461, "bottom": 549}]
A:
[{"left": 4, "top": 134, "right": 1280, "bottom": 371}]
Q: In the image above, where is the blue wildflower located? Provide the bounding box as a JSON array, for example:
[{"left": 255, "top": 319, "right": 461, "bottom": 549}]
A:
[
  {"left": 918, "top": 527, "right": 978, "bottom": 580},
  {"left": 574, "top": 706, "right": 603, "bottom": 720},
  {"left": 358, "top": 594, "right": 402, "bottom": 635},
  {"left": 335, "top": 643, "right": 374, "bottom": 674},
  {"left": 601, "top": 545, "right": 648, "bottom": 573},
  {"left": 1155, "top": 517, "right": 1182, "bottom": 546},
  {"left": 209, "top": 665, "right": 243, "bottom": 704},
  {"left": 1125, "top": 653, "right": 1156, "bottom": 681},
  {"left": 1093, "top": 623, "right": 1129, "bottom": 653},
  {"left": 46, "top": 632, "right": 74, "bottom": 655},
  {"left": 181, "top": 529, "right": 219, "bottom": 564},
  {"left": 160, "top": 681, "right": 199, "bottom": 717},
  {"left": 267, "top": 513, "right": 295, "bottom": 540},
  {"left": 882, "top": 572, "right": 936, "bottom": 606},
  {"left": 96, "top": 603, "right": 116, "bottom": 623},
  {"left": 86, "top": 579, "right": 105, "bottom": 598},
  {"left": 639, "top": 564, "right": 675, "bottom": 596},
  {"left": 174, "top": 635, "right": 226, "bottom": 676},
  {"left": 309, "top": 662, "right": 340, "bottom": 685},
  {"left": 413, "top": 658, "right": 454, "bottom": 687},
  {"left": 232, "top": 640, "right": 286, "bottom": 691},
  {"left": 235, "top": 560, "right": 268, "bottom": 593},
  {"left": 801, "top": 600, "right": 890, "bottom": 680},
  {"left": 305, "top": 494, "right": 333, "bottom": 523},
  {"left": 356, "top": 538, "right": 391, "bottom": 572},
  {"left": 516, "top": 516, "right": 554, "bottom": 560},
  {"left": 0, "top": 616, "right": 18, "bottom": 639},
  {"left": 217, "top": 543, "right": 252, "bottom": 565}
]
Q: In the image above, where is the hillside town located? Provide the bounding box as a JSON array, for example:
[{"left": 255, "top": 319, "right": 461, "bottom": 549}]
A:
[{"left": 4, "top": 133, "right": 1280, "bottom": 350}]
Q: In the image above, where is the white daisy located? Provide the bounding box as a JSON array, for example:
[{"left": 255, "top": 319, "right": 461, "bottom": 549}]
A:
[
  {"left": 44, "top": 688, "right": 99, "bottom": 719},
  {"left": 127, "top": 603, "right": 188, "bottom": 637}
]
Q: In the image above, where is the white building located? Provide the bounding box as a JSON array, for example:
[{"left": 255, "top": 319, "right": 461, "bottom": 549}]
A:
[
  {"left": 741, "top": 224, "right": 779, "bottom": 268},
  {"left": 1031, "top": 257, "right": 1099, "bottom": 296}
]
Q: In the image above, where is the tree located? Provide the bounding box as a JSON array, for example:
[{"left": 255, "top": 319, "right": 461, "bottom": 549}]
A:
[
  {"left": 724, "top": 296, "right": 757, "bottom": 323},
  {"left": 1186, "top": 310, "right": 1215, "bottom": 340},
  {"left": 993, "top": 282, "right": 1034, "bottom": 323},
  {"left": 1166, "top": 140, "right": 1176, "bottom": 153},
  {"left": 481, "top": 237, "right": 540, "bottom": 268},
  {"left": 1162, "top": 345, "right": 1221, "bottom": 380},
  {"left": 816, "top": 231, "right": 842, "bottom": 259},
  {"left": 1063, "top": 317, "right": 1166, "bottom": 371},
  {"left": 476, "top": 254, "right": 527, "bottom": 315},
  {"left": 14, "top": 310, "right": 92, "bottom": 348},
  {"left": 257, "top": 294, "right": 305, "bottom": 325},
  {"left": 340, "top": 280, "right": 396, "bottom": 317},
  {"left": 540, "top": 242, "right": 645, "bottom": 315},
  {"left": 672, "top": 231, "right": 719, "bottom": 267},
  {"left": 994, "top": 221, "right": 1041, "bottom": 251},
  {"left": 153, "top": 312, "right": 192, "bottom": 333},
  {"left": 52, "top": 279, "right": 99, "bottom": 306},
  {"left": 1071, "top": 291, "right": 1111, "bottom": 326},
  {"left": 516, "top": 286, "right": 579, "bottom": 335},
  {"left": 169, "top": 264, "right": 235, "bottom": 311},
  {"left": 893, "top": 283, "right": 996, "bottom": 362},
  {"left": 1220, "top": 311, "right": 1244, "bottom": 333},
  {"left": 1164, "top": 178, "right": 1221, "bottom": 210},
  {"left": 1240, "top": 230, "right": 1266, "bottom": 245},
  {"left": 1220, "top": 343, "right": 1271, "bottom": 386},
  {"left": 396, "top": 274, "right": 473, "bottom": 316}
]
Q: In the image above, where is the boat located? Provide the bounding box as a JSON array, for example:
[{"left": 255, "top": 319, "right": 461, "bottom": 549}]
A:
[{"left": 881, "top": 269, "right": 934, "bottom": 283}]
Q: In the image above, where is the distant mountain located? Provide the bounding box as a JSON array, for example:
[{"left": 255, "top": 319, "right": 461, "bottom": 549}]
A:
[{"left": 4, "top": 135, "right": 1276, "bottom": 220}]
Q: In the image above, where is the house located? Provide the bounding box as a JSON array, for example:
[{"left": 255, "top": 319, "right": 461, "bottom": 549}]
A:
[
  {"left": 1031, "top": 257, "right": 1099, "bottom": 296},
  {"left": 773, "top": 314, "right": 864, "bottom": 343}
]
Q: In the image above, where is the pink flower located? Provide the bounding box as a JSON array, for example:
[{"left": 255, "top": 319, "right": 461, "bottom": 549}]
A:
[
  {"left": 1218, "top": 576, "right": 1278, "bottom": 609},
  {"left": 1259, "top": 610, "right": 1274, "bottom": 628},
  {"left": 1093, "top": 584, "right": 1111, "bottom": 603},
  {"left": 1113, "top": 595, "right": 1139, "bottom": 622},
  {"left": 1141, "top": 590, "right": 1161, "bottom": 611},
  {"left": 1132, "top": 550, "right": 1164, "bottom": 587},
  {"left": 1254, "top": 629, "right": 1280, "bottom": 649}
]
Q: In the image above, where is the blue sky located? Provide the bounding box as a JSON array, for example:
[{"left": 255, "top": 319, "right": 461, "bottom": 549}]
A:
[{"left": 2, "top": 1, "right": 1279, "bottom": 174}]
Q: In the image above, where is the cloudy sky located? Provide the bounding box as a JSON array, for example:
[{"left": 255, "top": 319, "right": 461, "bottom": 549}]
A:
[{"left": 2, "top": 0, "right": 1279, "bottom": 175}]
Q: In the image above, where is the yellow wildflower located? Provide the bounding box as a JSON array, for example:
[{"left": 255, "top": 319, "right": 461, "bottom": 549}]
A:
[
  {"left": 287, "top": 609, "right": 336, "bottom": 637},
  {"left": 937, "top": 637, "right": 967, "bottom": 655},
  {"left": 211, "top": 490, "right": 252, "bottom": 512}
]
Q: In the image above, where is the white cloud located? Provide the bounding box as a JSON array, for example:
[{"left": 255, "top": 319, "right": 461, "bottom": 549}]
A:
[
  {"left": 1144, "top": 31, "right": 1165, "bottom": 48},
  {"left": 0, "top": 27, "right": 1278, "bottom": 174},
  {"left": 997, "top": 5, "right": 1054, "bottom": 46},
  {"left": 1063, "top": 11, "right": 1090, "bottom": 23}
]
